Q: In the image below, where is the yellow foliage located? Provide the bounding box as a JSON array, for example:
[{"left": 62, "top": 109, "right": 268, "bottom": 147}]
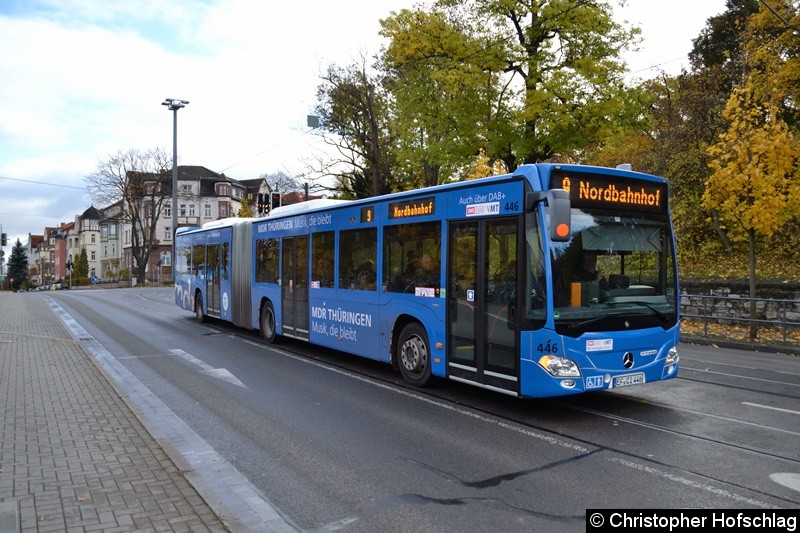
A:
[
  {"left": 681, "top": 319, "right": 800, "bottom": 347},
  {"left": 464, "top": 148, "right": 508, "bottom": 181},
  {"left": 703, "top": 80, "right": 800, "bottom": 240}
]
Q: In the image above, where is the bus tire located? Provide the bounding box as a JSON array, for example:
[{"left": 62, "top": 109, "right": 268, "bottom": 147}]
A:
[
  {"left": 195, "top": 292, "right": 206, "bottom": 323},
  {"left": 397, "top": 322, "right": 431, "bottom": 387},
  {"left": 260, "top": 301, "right": 278, "bottom": 344}
]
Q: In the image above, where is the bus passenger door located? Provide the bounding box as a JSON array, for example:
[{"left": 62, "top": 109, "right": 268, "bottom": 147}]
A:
[
  {"left": 207, "top": 244, "right": 221, "bottom": 317},
  {"left": 281, "top": 236, "right": 309, "bottom": 340},
  {"left": 447, "top": 218, "right": 519, "bottom": 394}
]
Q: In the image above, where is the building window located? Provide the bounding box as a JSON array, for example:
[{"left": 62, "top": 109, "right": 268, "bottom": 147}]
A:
[
  {"left": 111, "top": 243, "right": 116, "bottom": 255},
  {"left": 103, "top": 245, "right": 108, "bottom": 258},
  {"left": 164, "top": 226, "right": 171, "bottom": 241},
  {"left": 160, "top": 251, "right": 171, "bottom": 267},
  {"left": 91, "top": 234, "right": 96, "bottom": 243},
  {"left": 188, "top": 204, "right": 196, "bottom": 217},
  {"left": 164, "top": 204, "right": 171, "bottom": 217},
  {"left": 219, "top": 203, "right": 228, "bottom": 218},
  {"left": 181, "top": 184, "right": 192, "bottom": 194},
  {"left": 91, "top": 251, "right": 96, "bottom": 261},
  {"left": 110, "top": 224, "right": 116, "bottom": 236},
  {"left": 101, "top": 226, "right": 108, "bottom": 239},
  {"left": 180, "top": 204, "right": 187, "bottom": 216},
  {"left": 204, "top": 204, "right": 212, "bottom": 218}
]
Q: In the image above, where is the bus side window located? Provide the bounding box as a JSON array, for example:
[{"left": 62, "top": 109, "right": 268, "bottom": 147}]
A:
[
  {"left": 312, "top": 231, "right": 335, "bottom": 288},
  {"left": 192, "top": 244, "right": 205, "bottom": 277},
  {"left": 383, "top": 222, "right": 441, "bottom": 293},
  {"left": 340, "top": 228, "right": 377, "bottom": 291},
  {"left": 255, "top": 238, "right": 279, "bottom": 283}
]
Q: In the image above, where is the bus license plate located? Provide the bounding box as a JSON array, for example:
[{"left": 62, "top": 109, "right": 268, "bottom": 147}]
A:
[{"left": 612, "top": 373, "right": 645, "bottom": 388}]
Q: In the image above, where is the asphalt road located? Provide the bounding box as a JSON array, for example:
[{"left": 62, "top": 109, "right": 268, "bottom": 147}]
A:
[{"left": 47, "top": 287, "right": 800, "bottom": 531}]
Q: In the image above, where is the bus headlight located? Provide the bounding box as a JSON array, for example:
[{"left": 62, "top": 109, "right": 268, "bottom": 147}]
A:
[
  {"left": 538, "top": 355, "right": 580, "bottom": 377},
  {"left": 665, "top": 347, "right": 679, "bottom": 365}
]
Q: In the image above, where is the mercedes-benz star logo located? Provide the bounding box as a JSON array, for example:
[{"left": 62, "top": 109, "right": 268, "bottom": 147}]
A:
[{"left": 622, "top": 352, "right": 634, "bottom": 368}]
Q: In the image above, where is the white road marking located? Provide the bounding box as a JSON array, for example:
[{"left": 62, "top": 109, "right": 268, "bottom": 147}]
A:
[
  {"left": 742, "top": 402, "right": 800, "bottom": 416},
  {"left": 770, "top": 473, "right": 800, "bottom": 493},
  {"left": 681, "top": 365, "right": 800, "bottom": 388},
  {"left": 169, "top": 348, "right": 246, "bottom": 388}
]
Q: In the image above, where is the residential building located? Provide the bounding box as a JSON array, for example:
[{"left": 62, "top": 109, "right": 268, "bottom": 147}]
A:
[
  {"left": 24, "top": 165, "right": 272, "bottom": 285},
  {"left": 99, "top": 201, "right": 123, "bottom": 279},
  {"left": 130, "top": 166, "right": 269, "bottom": 281},
  {"left": 75, "top": 206, "right": 101, "bottom": 278},
  {"left": 54, "top": 221, "right": 72, "bottom": 280},
  {"left": 39, "top": 227, "right": 57, "bottom": 285},
  {"left": 26, "top": 234, "right": 43, "bottom": 285}
]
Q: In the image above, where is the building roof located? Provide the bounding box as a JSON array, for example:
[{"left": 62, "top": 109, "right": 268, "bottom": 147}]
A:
[
  {"left": 238, "top": 178, "right": 267, "bottom": 189},
  {"left": 81, "top": 205, "right": 100, "bottom": 220},
  {"left": 177, "top": 165, "right": 225, "bottom": 181},
  {"left": 281, "top": 191, "right": 324, "bottom": 206}
]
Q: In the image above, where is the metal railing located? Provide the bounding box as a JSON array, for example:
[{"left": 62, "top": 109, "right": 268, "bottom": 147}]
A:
[{"left": 680, "top": 293, "right": 800, "bottom": 343}]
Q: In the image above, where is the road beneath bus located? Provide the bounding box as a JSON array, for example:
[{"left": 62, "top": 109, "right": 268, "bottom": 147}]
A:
[{"left": 50, "top": 288, "right": 800, "bottom": 531}]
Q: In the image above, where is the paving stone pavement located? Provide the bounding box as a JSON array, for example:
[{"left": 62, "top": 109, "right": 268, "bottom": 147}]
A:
[{"left": 0, "top": 292, "right": 227, "bottom": 532}]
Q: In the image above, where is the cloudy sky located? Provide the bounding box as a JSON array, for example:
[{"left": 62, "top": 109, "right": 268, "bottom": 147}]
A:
[{"left": 0, "top": 0, "right": 727, "bottom": 248}]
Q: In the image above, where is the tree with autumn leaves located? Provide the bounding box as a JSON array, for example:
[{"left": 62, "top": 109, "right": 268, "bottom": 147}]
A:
[
  {"left": 313, "top": 0, "right": 643, "bottom": 198},
  {"left": 702, "top": 0, "right": 800, "bottom": 338}
]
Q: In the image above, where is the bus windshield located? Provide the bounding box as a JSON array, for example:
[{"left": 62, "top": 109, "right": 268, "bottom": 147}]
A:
[{"left": 532, "top": 207, "right": 677, "bottom": 336}]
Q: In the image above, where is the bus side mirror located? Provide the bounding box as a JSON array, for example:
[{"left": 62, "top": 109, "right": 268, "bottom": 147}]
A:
[{"left": 526, "top": 190, "right": 571, "bottom": 242}]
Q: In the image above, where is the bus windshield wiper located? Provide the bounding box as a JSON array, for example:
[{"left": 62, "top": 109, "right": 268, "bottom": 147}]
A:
[
  {"left": 566, "top": 312, "right": 625, "bottom": 332},
  {"left": 565, "top": 303, "right": 670, "bottom": 332},
  {"left": 626, "top": 301, "right": 670, "bottom": 322}
]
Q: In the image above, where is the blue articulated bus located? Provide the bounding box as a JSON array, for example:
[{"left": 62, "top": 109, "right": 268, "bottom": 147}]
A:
[{"left": 175, "top": 163, "right": 680, "bottom": 398}]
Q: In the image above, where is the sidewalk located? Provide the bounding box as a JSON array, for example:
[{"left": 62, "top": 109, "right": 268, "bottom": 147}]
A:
[{"left": 0, "top": 292, "right": 226, "bottom": 532}]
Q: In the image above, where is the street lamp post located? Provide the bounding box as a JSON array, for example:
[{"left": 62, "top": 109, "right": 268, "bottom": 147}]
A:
[{"left": 161, "top": 98, "right": 189, "bottom": 282}]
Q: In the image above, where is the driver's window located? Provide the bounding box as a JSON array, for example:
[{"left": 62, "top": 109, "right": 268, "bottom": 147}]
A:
[{"left": 526, "top": 212, "right": 547, "bottom": 316}]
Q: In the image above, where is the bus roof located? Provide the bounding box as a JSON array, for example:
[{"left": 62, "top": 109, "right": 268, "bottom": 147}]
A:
[
  {"left": 201, "top": 217, "right": 257, "bottom": 230},
  {"left": 268, "top": 199, "right": 351, "bottom": 217},
  {"left": 178, "top": 163, "right": 665, "bottom": 232}
]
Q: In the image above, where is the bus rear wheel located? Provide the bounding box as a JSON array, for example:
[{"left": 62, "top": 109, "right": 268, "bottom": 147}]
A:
[
  {"left": 195, "top": 293, "right": 206, "bottom": 323},
  {"left": 260, "top": 301, "right": 277, "bottom": 344},
  {"left": 397, "top": 323, "right": 431, "bottom": 387}
]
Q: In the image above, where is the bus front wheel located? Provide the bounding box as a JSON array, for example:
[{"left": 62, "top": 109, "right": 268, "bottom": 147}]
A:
[
  {"left": 260, "top": 301, "right": 277, "bottom": 344},
  {"left": 195, "top": 293, "right": 206, "bottom": 323},
  {"left": 397, "top": 323, "right": 431, "bottom": 387}
]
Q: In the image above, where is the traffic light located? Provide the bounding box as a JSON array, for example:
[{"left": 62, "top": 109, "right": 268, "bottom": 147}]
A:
[
  {"left": 1, "top": 233, "right": 6, "bottom": 246},
  {"left": 270, "top": 192, "right": 281, "bottom": 210}
]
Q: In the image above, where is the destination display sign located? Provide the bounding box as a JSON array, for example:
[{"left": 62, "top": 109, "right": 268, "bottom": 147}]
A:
[
  {"left": 388, "top": 197, "right": 435, "bottom": 219},
  {"left": 550, "top": 169, "right": 667, "bottom": 214}
]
